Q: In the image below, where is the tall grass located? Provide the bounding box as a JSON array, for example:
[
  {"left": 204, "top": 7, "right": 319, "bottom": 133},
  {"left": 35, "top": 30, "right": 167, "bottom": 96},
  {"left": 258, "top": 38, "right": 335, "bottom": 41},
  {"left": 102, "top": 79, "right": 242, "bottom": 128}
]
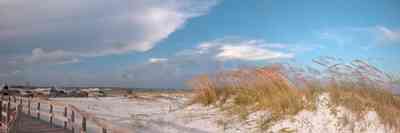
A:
[
  {"left": 189, "top": 65, "right": 318, "bottom": 128},
  {"left": 328, "top": 84, "right": 400, "bottom": 129},
  {"left": 189, "top": 59, "right": 400, "bottom": 130},
  {"left": 322, "top": 59, "right": 400, "bottom": 129}
]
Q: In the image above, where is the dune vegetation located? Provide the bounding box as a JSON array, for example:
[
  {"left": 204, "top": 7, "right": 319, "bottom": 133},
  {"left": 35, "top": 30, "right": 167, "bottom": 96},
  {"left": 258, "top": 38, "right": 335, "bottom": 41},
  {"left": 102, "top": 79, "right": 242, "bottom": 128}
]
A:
[{"left": 188, "top": 59, "right": 400, "bottom": 131}]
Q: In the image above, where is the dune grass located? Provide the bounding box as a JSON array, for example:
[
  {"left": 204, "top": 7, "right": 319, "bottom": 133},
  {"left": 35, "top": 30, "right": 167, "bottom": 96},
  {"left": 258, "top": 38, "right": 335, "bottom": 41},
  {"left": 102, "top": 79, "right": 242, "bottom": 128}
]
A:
[
  {"left": 327, "top": 82, "right": 400, "bottom": 129},
  {"left": 189, "top": 66, "right": 319, "bottom": 128},
  {"left": 189, "top": 59, "right": 400, "bottom": 131}
]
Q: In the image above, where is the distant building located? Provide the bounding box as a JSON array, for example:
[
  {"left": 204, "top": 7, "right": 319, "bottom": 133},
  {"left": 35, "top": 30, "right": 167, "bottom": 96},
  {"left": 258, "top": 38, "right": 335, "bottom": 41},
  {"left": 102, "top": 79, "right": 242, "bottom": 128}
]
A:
[
  {"left": 33, "top": 87, "right": 52, "bottom": 97},
  {"left": 82, "top": 88, "right": 106, "bottom": 97}
]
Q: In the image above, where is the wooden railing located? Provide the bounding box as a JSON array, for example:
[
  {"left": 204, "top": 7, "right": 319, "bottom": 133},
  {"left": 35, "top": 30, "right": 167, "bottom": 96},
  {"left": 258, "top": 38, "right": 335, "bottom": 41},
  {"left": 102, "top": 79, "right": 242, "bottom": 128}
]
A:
[
  {"left": 0, "top": 97, "right": 22, "bottom": 133},
  {"left": 0, "top": 96, "right": 130, "bottom": 133}
]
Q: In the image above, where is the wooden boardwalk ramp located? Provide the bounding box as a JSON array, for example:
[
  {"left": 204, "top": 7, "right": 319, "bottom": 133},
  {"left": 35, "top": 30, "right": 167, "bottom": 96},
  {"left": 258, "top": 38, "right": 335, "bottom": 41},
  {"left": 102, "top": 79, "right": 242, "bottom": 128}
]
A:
[
  {"left": 16, "top": 114, "right": 71, "bottom": 133},
  {"left": 1, "top": 96, "right": 129, "bottom": 133}
]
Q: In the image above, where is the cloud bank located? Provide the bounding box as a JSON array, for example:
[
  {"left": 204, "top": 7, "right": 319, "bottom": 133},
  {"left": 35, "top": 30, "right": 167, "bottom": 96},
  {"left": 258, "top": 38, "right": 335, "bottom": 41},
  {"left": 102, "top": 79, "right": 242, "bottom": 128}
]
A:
[{"left": 0, "top": 0, "right": 218, "bottom": 65}]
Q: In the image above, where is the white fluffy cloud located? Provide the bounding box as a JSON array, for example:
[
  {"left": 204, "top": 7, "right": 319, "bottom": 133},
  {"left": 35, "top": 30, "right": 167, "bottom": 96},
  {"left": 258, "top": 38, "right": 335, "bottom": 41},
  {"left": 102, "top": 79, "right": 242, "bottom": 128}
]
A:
[
  {"left": 216, "top": 44, "right": 293, "bottom": 61},
  {"left": 188, "top": 38, "right": 294, "bottom": 61},
  {"left": 148, "top": 58, "right": 168, "bottom": 64},
  {"left": 0, "top": 0, "right": 219, "bottom": 85},
  {"left": 24, "top": 48, "right": 79, "bottom": 65},
  {"left": 0, "top": 0, "right": 218, "bottom": 64}
]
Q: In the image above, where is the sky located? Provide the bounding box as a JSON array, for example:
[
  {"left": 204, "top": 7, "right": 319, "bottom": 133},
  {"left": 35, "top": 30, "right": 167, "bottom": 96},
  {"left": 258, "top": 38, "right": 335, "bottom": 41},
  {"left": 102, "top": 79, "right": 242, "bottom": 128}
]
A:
[{"left": 1, "top": 0, "right": 400, "bottom": 88}]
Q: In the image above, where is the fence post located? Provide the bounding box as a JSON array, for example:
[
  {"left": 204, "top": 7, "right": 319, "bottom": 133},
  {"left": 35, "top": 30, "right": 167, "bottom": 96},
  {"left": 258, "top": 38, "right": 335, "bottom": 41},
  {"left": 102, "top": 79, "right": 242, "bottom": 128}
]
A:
[
  {"left": 82, "top": 117, "right": 87, "bottom": 133},
  {"left": 19, "top": 97, "right": 22, "bottom": 105},
  {"left": 6, "top": 102, "right": 10, "bottom": 122},
  {"left": 0, "top": 100, "right": 2, "bottom": 122},
  {"left": 64, "top": 106, "right": 68, "bottom": 129},
  {"left": 28, "top": 98, "right": 31, "bottom": 115},
  {"left": 16, "top": 103, "right": 23, "bottom": 129},
  {"left": 49, "top": 104, "right": 53, "bottom": 127},
  {"left": 71, "top": 110, "right": 75, "bottom": 133},
  {"left": 37, "top": 102, "right": 41, "bottom": 120},
  {"left": 13, "top": 96, "right": 16, "bottom": 103}
]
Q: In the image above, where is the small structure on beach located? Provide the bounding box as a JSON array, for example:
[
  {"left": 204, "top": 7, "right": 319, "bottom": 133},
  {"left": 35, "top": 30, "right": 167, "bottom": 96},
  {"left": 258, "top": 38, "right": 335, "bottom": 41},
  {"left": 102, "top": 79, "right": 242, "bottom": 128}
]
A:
[
  {"left": 81, "top": 88, "right": 106, "bottom": 97},
  {"left": 0, "top": 83, "right": 9, "bottom": 95}
]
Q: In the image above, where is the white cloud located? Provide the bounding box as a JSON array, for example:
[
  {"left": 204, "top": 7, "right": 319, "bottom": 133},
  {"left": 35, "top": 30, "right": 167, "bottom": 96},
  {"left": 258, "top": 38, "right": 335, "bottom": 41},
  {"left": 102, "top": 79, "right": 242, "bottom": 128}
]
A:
[
  {"left": 264, "top": 43, "right": 288, "bottom": 49},
  {"left": 317, "top": 26, "right": 400, "bottom": 47},
  {"left": 0, "top": 0, "right": 219, "bottom": 63},
  {"left": 57, "top": 58, "right": 80, "bottom": 65},
  {"left": 216, "top": 44, "right": 293, "bottom": 61},
  {"left": 24, "top": 48, "right": 79, "bottom": 65},
  {"left": 186, "top": 38, "right": 294, "bottom": 61},
  {"left": 0, "top": 0, "right": 220, "bottom": 85},
  {"left": 148, "top": 58, "right": 168, "bottom": 64},
  {"left": 376, "top": 26, "right": 400, "bottom": 42}
]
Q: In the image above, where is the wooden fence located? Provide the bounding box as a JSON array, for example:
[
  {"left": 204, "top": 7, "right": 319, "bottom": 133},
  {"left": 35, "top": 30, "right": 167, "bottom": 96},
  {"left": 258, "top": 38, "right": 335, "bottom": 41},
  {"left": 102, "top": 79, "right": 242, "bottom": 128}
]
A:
[
  {"left": 0, "top": 96, "right": 22, "bottom": 133},
  {"left": 0, "top": 96, "right": 127, "bottom": 133}
]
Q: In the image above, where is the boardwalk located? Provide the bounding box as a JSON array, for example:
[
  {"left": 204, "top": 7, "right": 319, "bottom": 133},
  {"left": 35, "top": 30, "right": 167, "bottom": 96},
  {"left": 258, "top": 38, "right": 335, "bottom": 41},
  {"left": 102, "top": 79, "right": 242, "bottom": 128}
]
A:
[
  {"left": 1, "top": 96, "right": 121, "bottom": 133},
  {"left": 16, "top": 114, "right": 71, "bottom": 133}
]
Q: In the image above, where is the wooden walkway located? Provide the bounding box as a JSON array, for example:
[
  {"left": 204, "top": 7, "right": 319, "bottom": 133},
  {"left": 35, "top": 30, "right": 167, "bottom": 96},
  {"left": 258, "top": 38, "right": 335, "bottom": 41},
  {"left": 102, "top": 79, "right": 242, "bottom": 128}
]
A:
[
  {"left": 16, "top": 114, "right": 71, "bottom": 133},
  {"left": 1, "top": 96, "right": 123, "bottom": 133}
]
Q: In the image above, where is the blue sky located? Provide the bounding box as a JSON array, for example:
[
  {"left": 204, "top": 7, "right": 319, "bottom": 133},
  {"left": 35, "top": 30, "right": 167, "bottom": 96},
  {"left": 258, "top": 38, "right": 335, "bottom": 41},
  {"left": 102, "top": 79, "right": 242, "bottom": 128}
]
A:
[{"left": 1, "top": 0, "right": 399, "bottom": 88}]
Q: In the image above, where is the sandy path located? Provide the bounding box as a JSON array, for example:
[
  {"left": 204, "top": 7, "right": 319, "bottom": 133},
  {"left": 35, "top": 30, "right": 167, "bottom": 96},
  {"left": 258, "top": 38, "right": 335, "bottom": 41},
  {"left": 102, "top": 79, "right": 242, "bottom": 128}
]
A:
[{"left": 51, "top": 94, "right": 222, "bottom": 133}]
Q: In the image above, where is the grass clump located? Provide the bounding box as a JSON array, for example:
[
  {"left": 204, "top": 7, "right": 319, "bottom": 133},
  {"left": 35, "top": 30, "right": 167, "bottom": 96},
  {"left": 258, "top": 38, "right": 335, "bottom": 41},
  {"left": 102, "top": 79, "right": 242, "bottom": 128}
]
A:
[
  {"left": 323, "top": 59, "right": 400, "bottom": 129},
  {"left": 328, "top": 82, "right": 400, "bottom": 129},
  {"left": 188, "top": 65, "right": 316, "bottom": 127}
]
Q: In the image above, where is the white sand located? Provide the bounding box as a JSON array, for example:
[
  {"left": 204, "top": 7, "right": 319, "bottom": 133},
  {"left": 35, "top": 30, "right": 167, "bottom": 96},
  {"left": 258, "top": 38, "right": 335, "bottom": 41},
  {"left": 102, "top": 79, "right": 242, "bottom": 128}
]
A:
[
  {"left": 51, "top": 93, "right": 395, "bottom": 133},
  {"left": 267, "top": 93, "right": 394, "bottom": 133},
  {"left": 52, "top": 94, "right": 223, "bottom": 133}
]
